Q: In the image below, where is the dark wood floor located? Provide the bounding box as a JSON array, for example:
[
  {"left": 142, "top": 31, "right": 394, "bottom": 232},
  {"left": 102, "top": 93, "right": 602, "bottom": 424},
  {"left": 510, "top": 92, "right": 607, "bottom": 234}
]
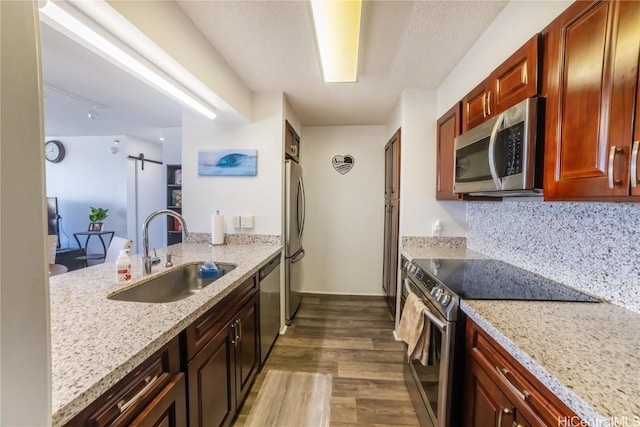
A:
[{"left": 233, "top": 294, "right": 421, "bottom": 427}]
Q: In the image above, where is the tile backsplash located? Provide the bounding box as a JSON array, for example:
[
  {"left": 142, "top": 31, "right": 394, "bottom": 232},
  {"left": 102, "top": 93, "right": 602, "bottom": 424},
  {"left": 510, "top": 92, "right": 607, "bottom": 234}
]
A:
[{"left": 467, "top": 201, "right": 640, "bottom": 313}]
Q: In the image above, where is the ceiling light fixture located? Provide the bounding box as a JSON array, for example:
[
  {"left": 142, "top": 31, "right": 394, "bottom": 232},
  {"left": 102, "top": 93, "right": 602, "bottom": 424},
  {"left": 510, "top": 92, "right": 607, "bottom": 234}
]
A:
[
  {"left": 39, "top": 0, "right": 217, "bottom": 120},
  {"left": 310, "top": 0, "right": 362, "bottom": 83}
]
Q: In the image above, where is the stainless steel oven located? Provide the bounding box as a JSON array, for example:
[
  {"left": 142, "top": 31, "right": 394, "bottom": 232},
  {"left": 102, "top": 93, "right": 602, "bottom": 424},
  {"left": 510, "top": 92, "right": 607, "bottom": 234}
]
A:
[{"left": 401, "top": 261, "right": 459, "bottom": 427}]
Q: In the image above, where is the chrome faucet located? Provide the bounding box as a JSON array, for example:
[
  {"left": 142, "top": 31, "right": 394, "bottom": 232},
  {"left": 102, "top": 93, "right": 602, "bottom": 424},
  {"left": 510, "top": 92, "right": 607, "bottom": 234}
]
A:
[{"left": 142, "top": 209, "right": 189, "bottom": 274}]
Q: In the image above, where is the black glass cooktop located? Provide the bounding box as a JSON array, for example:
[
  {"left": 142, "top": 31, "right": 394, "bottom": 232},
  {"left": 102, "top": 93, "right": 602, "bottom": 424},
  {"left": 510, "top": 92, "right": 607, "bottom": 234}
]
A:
[{"left": 412, "top": 258, "right": 600, "bottom": 302}]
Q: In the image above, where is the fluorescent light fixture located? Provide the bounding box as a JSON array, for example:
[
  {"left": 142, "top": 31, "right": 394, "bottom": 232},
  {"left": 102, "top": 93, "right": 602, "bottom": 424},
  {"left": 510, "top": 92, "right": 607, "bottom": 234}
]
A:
[
  {"left": 310, "top": 0, "right": 362, "bottom": 83},
  {"left": 39, "top": 0, "right": 217, "bottom": 120}
]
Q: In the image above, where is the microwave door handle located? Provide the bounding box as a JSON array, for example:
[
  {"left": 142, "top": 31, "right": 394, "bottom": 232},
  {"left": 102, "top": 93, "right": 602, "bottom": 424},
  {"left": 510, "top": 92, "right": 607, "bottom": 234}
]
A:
[{"left": 488, "top": 113, "right": 504, "bottom": 189}]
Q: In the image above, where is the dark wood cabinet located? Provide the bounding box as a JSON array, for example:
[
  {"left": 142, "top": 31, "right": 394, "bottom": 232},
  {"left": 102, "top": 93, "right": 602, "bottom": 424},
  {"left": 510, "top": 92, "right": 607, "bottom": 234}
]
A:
[
  {"left": 463, "top": 319, "right": 579, "bottom": 427},
  {"left": 66, "top": 337, "right": 183, "bottom": 427},
  {"left": 543, "top": 0, "right": 640, "bottom": 201},
  {"left": 166, "top": 164, "right": 183, "bottom": 245},
  {"left": 383, "top": 130, "right": 401, "bottom": 317},
  {"left": 185, "top": 277, "right": 260, "bottom": 427},
  {"left": 285, "top": 120, "right": 301, "bottom": 163},
  {"left": 436, "top": 103, "right": 463, "bottom": 200},
  {"left": 462, "top": 34, "right": 540, "bottom": 133}
]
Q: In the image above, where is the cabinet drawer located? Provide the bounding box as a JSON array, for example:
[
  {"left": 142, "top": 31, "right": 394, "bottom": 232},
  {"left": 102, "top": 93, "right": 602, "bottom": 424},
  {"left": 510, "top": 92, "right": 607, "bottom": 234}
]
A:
[
  {"left": 66, "top": 336, "right": 181, "bottom": 427},
  {"left": 129, "top": 373, "right": 187, "bottom": 427},
  {"left": 466, "top": 321, "right": 578, "bottom": 426},
  {"left": 185, "top": 275, "right": 257, "bottom": 361}
]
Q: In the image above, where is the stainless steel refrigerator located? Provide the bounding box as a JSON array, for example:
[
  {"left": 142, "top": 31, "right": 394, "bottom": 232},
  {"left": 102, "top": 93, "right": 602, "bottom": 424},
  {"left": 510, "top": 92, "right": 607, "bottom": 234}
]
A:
[{"left": 285, "top": 159, "right": 305, "bottom": 324}]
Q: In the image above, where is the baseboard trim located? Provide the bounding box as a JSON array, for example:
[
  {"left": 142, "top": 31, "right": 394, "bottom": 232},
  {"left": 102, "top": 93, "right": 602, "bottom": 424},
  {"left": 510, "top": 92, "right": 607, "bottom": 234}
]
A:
[{"left": 301, "top": 290, "right": 384, "bottom": 297}]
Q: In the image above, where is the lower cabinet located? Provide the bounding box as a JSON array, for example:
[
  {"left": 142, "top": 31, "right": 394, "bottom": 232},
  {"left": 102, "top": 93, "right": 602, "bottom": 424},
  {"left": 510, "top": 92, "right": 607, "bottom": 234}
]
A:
[
  {"left": 66, "top": 337, "right": 185, "bottom": 427},
  {"left": 185, "top": 277, "right": 260, "bottom": 427},
  {"left": 463, "top": 319, "right": 579, "bottom": 427},
  {"left": 65, "top": 274, "right": 262, "bottom": 427}
]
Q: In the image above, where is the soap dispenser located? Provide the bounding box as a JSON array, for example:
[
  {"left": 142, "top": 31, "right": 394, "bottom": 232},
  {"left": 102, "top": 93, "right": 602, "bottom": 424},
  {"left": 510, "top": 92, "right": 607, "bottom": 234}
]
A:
[{"left": 115, "top": 249, "right": 132, "bottom": 284}]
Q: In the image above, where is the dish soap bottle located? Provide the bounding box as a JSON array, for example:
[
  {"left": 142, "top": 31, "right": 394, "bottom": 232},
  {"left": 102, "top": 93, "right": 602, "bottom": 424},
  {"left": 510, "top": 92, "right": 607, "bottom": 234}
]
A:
[{"left": 115, "top": 249, "right": 132, "bottom": 284}]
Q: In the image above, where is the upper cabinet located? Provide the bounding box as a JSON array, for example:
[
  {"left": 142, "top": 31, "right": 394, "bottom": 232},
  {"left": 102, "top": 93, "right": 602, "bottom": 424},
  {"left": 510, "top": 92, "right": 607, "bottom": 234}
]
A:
[
  {"left": 285, "top": 120, "right": 301, "bottom": 163},
  {"left": 543, "top": 0, "right": 640, "bottom": 201},
  {"left": 462, "top": 34, "right": 540, "bottom": 133},
  {"left": 436, "top": 103, "right": 462, "bottom": 200}
]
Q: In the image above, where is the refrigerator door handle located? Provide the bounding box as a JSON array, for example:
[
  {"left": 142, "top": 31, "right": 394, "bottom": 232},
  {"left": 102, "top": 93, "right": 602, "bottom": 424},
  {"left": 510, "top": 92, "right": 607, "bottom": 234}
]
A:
[
  {"left": 291, "top": 248, "right": 305, "bottom": 263},
  {"left": 298, "top": 177, "right": 306, "bottom": 239}
]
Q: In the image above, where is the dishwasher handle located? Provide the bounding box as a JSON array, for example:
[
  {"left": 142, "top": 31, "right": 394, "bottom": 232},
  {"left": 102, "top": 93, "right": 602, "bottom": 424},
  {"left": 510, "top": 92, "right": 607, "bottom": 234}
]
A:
[{"left": 260, "top": 254, "right": 281, "bottom": 280}]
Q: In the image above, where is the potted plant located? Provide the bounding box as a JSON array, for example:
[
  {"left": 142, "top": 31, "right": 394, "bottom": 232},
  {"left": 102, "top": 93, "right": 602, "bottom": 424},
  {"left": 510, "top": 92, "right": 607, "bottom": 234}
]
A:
[{"left": 88, "top": 207, "right": 108, "bottom": 231}]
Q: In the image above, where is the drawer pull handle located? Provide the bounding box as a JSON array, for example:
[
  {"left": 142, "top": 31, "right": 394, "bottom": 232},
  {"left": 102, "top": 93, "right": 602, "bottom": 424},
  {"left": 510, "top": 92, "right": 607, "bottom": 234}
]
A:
[
  {"left": 486, "top": 91, "right": 492, "bottom": 116},
  {"left": 117, "top": 374, "right": 159, "bottom": 414},
  {"left": 482, "top": 93, "right": 487, "bottom": 118},
  {"left": 496, "top": 407, "right": 512, "bottom": 427},
  {"left": 608, "top": 146, "right": 624, "bottom": 189},
  {"left": 631, "top": 141, "right": 639, "bottom": 188},
  {"left": 495, "top": 366, "right": 529, "bottom": 401}
]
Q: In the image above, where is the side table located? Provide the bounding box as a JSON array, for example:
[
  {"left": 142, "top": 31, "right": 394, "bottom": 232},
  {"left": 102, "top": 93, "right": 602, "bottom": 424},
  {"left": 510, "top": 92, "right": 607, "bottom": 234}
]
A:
[{"left": 73, "top": 231, "right": 114, "bottom": 267}]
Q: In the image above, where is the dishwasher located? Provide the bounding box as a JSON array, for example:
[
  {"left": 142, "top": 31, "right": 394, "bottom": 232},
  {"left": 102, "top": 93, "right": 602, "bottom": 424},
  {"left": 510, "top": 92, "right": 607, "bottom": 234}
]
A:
[{"left": 259, "top": 254, "right": 281, "bottom": 364}]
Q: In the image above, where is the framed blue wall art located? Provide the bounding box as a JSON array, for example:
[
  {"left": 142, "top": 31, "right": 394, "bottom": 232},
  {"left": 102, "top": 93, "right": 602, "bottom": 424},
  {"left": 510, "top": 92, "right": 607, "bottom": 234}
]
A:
[{"left": 198, "top": 149, "right": 258, "bottom": 176}]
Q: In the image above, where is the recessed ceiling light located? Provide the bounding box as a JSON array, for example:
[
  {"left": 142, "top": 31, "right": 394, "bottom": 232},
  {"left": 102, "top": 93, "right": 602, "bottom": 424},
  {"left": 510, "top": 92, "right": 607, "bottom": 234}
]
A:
[
  {"left": 310, "top": 0, "right": 362, "bottom": 83},
  {"left": 159, "top": 137, "right": 165, "bottom": 142}
]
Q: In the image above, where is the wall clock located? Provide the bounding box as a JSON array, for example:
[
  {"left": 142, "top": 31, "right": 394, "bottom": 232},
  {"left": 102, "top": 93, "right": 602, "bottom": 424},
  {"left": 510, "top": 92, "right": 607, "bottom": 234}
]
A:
[{"left": 45, "top": 140, "right": 65, "bottom": 163}]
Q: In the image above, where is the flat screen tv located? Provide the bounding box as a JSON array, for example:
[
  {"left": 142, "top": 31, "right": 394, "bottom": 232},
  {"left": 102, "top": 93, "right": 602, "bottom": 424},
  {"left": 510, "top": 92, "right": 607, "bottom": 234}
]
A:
[{"left": 47, "top": 197, "right": 60, "bottom": 248}]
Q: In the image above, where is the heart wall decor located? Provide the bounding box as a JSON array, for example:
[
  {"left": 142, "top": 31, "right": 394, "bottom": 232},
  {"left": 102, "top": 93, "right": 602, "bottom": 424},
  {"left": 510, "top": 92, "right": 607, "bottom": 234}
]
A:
[{"left": 332, "top": 155, "right": 355, "bottom": 175}]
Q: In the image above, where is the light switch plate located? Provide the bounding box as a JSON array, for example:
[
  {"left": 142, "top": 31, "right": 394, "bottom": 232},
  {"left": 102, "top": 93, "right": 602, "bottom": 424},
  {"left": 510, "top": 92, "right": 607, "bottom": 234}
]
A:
[
  {"left": 241, "top": 215, "right": 254, "bottom": 229},
  {"left": 232, "top": 216, "right": 241, "bottom": 228}
]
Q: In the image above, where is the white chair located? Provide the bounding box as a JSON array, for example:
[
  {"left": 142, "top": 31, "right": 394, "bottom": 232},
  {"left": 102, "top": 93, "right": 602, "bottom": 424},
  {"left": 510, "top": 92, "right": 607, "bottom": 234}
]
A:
[
  {"left": 104, "top": 236, "right": 133, "bottom": 263},
  {"left": 47, "top": 235, "right": 58, "bottom": 264}
]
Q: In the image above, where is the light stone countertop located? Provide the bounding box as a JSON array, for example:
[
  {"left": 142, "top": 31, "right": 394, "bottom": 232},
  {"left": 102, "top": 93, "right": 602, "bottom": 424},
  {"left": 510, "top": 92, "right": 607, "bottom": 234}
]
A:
[
  {"left": 49, "top": 242, "right": 282, "bottom": 426},
  {"left": 400, "top": 245, "right": 487, "bottom": 261},
  {"left": 462, "top": 300, "right": 640, "bottom": 425}
]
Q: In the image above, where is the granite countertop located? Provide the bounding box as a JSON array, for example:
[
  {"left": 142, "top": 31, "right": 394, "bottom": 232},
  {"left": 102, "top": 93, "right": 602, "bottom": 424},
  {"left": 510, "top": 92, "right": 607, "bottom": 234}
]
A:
[
  {"left": 401, "top": 244, "right": 640, "bottom": 424},
  {"left": 49, "top": 242, "right": 282, "bottom": 426},
  {"left": 463, "top": 300, "right": 640, "bottom": 424}
]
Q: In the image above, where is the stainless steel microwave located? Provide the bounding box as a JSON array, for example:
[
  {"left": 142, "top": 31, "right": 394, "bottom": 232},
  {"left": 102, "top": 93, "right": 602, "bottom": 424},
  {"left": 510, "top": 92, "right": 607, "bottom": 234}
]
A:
[{"left": 453, "top": 97, "right": 543, "bottom": 196}]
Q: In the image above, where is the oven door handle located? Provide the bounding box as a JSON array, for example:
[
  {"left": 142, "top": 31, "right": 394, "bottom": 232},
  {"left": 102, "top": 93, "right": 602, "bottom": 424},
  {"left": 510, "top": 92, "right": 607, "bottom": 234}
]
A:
[{"left": 404, "top": 279, "right": 447, "bottom": 332}]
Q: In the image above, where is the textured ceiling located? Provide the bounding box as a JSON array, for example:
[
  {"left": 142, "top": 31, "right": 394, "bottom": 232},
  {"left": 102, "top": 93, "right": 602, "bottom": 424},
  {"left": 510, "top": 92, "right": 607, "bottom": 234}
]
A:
[
  {"left": 41, "top": 0, "right": 508, "bottom": 136},
  {"left": 178, "top": 0, "right": 508, "bottom": 125}
]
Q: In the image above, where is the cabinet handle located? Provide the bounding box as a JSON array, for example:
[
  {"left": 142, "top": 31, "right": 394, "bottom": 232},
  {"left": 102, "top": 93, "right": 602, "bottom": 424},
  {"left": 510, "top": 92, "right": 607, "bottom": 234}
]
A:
[
  {"left": 631, "top": 141, "right": 639, "bottom": 188},
  {"left": 486, "top": 91, "right": 491, "bottom": 116},
  {"left": 512, "top": 423, "right": 527, "bottom": 427},
  {"left": 608, "top": 146, "right": 624, "bottom": 189},
  {"left": 496, "top": 366, "right": 529, "bottom": 401},
  {"left": 231, "top": 321, "right": 237, "bottom": 345},
  {"left": 116, "top": 374, "right": 159, "bottom": 414},
  {"left": 482, "top": 93, "right": 487, "bottom": 118},
  {"left": 496, "top": 407, "right": 512, "bottom": 427}
]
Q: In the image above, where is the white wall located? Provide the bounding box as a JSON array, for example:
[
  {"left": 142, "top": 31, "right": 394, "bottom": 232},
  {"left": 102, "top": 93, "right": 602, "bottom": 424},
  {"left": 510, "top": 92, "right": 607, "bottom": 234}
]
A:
[
  {"left": 437, "top": 0, "right": 572, "bottom": 115},
  {"left": 300, "top": 125, "right": 386, "bottom": 295},
  {"left": 45, "top": 135, "right": 127, "bottom": 254},
  {"left": 396, "top": 90, "right": 466, "bottom": 238},
  {"left": 1, "top": 1, "right": 51, "bottom": 424},
  {"left": 182, "top": 92, "right": 284, "bottom": 235}
]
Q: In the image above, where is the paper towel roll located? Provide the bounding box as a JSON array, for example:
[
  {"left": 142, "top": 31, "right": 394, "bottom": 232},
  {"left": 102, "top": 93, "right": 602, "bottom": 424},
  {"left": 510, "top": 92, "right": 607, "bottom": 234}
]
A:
[{"left": 211, "top": 213, "right": 224, "bottom": 245}]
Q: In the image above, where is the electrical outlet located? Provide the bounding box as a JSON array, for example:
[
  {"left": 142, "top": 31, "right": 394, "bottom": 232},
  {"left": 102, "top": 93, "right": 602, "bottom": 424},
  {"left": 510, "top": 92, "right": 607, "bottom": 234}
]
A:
[
  {"left": 232, "top": 216, "right": 241, "bottom": 228},
  {"left": 241, "top": 215, "right": 254, "bottom": 229}
]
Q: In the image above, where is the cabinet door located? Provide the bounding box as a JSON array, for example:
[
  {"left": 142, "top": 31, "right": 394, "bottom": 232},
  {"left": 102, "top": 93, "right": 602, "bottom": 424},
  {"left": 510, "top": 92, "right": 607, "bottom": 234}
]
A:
[
  {"left": 436, "top": 103, "right": 462, "bottom": 200},
  {"left": 543, "top": 0, "right": 640, "bottom": 200},
  {"left": 187, "top": 322, "right": 237, "bottom": 427},
  {"left": 130, "top": 373, "right": 187, "bottom": 427},
  {"left": 382, "top": 202, "right": 391, "bottom": 299},
  {"left": 462, "top": 82, "right": 490, "bottom": 133},
  {"left": 235, "top": 294, "right": 260, "bottom": 405},
  {"left": 492, "top": 34, "right": 539, "bottom": 115},
  {"left": 387, "top": 199, "right": 400, "bottom": 317},
  {"left": 285, "top": 120, "right": 300, "bottom": 163},
  {"left": 463, "top": 359, "right": 515, "bottom": 427},
  {"left": 629, "top": 3, "right": 640, "bottom": 197}
]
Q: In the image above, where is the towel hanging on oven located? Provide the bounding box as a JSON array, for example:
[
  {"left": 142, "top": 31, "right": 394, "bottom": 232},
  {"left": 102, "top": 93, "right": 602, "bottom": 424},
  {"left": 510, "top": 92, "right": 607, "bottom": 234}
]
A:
[{"left": 397, "top": 292, "right": 432, "bottom": 366}]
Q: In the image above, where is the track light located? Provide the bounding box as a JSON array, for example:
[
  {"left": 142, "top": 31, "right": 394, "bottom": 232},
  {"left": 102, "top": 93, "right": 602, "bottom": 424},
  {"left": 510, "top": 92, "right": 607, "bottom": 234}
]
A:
[{"left": 87, "top": 106, "right": 98, "bottom": 120}]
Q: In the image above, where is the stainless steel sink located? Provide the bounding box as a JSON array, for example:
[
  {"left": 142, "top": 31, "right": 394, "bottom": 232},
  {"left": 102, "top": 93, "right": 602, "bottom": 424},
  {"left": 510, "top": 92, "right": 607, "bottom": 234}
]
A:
[{"left": 108, "top": 262, "right": 237, "bottom": 303}]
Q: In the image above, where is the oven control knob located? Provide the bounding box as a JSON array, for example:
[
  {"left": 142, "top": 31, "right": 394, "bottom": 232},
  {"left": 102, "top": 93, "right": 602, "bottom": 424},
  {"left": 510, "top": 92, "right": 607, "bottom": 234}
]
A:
[
  {"left": 409, "top": 264, "right": 417, "bottom": 274},
  {"left": 439, "top": 293, "right": 451, "bottom": 305},
  {"left": 431, "top": 287, "right": 443, "bottom": 299}
]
